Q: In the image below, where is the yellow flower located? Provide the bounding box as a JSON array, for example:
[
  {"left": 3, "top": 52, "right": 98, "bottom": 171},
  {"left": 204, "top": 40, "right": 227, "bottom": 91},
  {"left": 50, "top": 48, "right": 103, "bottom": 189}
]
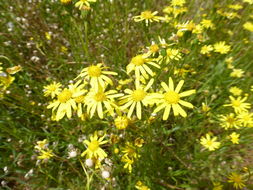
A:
[
  {"left": 119, "top": 79, "right": 154, "bottom": 119},
  {"left": 134, "top": 138, "right": 144, "bottom": 147},
  {"left": 229, "top": 86, "right": 242, "bottom": 96},
  {"left": 200, "top": 134, "right": 220, "bottom": 151},
  {"left": 229, "top": 132, "right": 240, "bottom": 144},
  {"left": 228, "top": 4, "right": 243, "bottom": 10},
  {"left": 135, "top": 181, "right": 150, "bottom": 190},
  {"left": 171, "top": 0, "right": 186, "bottom": 6},
  {"left": 165, "top": 48, "right": 182, "bottom": 62},
  {"left": 227, "top": 172, "right": 245, "bottom": 189},
  {"left": 60, "top": 0, "right": 72, "bottom": 4},
  {"left": 122, "top": 142, "right": 138, "bottom": 159},
  {"left": 77, "top": 63, "right": 117, "bottom": 91},
  {"left": 121, "top": 155, "right": 134, "bottom": 173},
  {"left": 243, "top": 22, "right": 253, "bottom": 32},
  {"left": 43, "top": 82, "right": 62, "bottom": 98},
  {"left": 224, "top": 96, "right": 250, "bottom": 113},
  {"left": 35, "top": 139, "right": 48, "bottom": 150},
  {"left": 147, "top": 43, "right": 159, "bottom": 55},
  {"left": 127, "top": 54, "right": 160, "bottom": 81},
  {"left": 230, "top": 69, "right": 244, "bottom": 78},
  {"left": 75, "top": 0, "right": 96, "bottom": 9},
  {"left": 212, "top": 182, "right": 223, "bottom": 190},
  {"left": 200, "top": 45, "right": 213, "bottom": 55},
  {"left": 37, "top": 149, "right": 54, "bottom": 160},
  {"left": 214, "top": 41, "right": 231, "bottom": 54},
  {"left": 6, "top": 65, "right": 22, "bottom": 74},
  {"left": 237, "top": 112, "right": 253, "bottom": 127},
  {"left": 201, "top": 19, "right": 215, "bottom": 29},
  {"left": 133, "top": 10, "right": 163, "bottom": 26},
  {"left": 219, "top": 113, "right": 240, "bottom": 130},
  {"left": 81, "top": 131, "right": 108, "bottom": 159},
  {"left": 152, "top": 77, "right": 196, "bottom": 120},
  {"left": 243, "top": 0, "right": 253, "bottom": 4},
  {"left": 47, "top": 81, "right": 86, "bottom": 121},
  {"left": 114, "top": 115, "right": 129, "bottom": 130},
  {"left": 85, "top": 86, "right": 123, "bottom": 119},
  {"left": 45, "top": 32, "right": 51, "bottom": 40}
]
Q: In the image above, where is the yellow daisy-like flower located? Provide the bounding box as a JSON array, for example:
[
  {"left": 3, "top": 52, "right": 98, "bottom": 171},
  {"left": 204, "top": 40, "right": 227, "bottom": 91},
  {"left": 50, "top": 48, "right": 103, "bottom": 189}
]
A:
[
  {"left": 37, "top": 149, "right": 54, "bottom": 160},
  {"left": 229, "top": 132, "right": 240, "bottom": 144},
  {"left": 200, "top": 45, "right": 213, "bottom": 55},
  {"left": 237, "top": 111, "right": 253, "bottom": 127},
  {"left": 219, "top": 113, "right": 240, "bottom": 130},
  {"left": 171, "top": 0, "right": 186, "bottom": 6},
  {"left": 135, "top": 181, "right": 150, "bottom": 190},
  {"left": 201, "top": 19, "right": 215, "bottom": 29},
  {"left": 119, "top": 79, "right": 154, "bottom": 119},
  {"left": 75, "top": 0, "right": 96, "bottom": 9},
  {"left": 133, "top": 10, "right": 163, "bottom": 26},
  {"left": 227, "top": 172, "right": 245, "bottom": 189},
  {"left": 85, "top": 86, "right": 123, "bottom": 119},
  {"left": 230, "top": 69, "right": 244, "bottom": 78},
  {"left": 121, "top": 155, "right": 134, "bottom": 173},
  {"left": 152, "top": 77, "right": 196, "bottom": 120},
  {"left": 165, "top": 48, "right": 182, "bottom": 63},
  {"left": 81, "top": 131, "right": 108, "bottom": 160},
  {"left": 122, "top": 142, "right": 138, "bottom": 159},
  {"left": 224, "top": 96, "right": 251, "bottom": 113},
  {"left": 34, "top": 139, "right": 48, "bottom": 150},
  {"left": 214, "top": 41, "right": 231, "bottom": 54},
  {"left": 114, "top": 115, "right": 129, "bottom": 130},
  {"left": 47, "top": 82, "right": 86, "bottom": 121},
  {"left": 60, "top": 0, "right": 72, "bottom": 4},
  {"left": 200, "top": 134, "right": 221, "bottom": 151},
  {"left": 6, "top": 65, "right": 22, "bottom": 75},
  {"left": 212, "top": 182, "right": 223, "bottom": 190},
  {"left": 43, "top": 82, "right": 62, "bottom": 98},
  {"left": 243, "top": 22, "right": 253, "bottom": 32},
  {"left": 77, "top": 63, "right": 118, "bottom": 91},
  {"left": 229, "top": 86, "right": 242, "bottom": 96},
  {"left": 126, "top": 54, "right": 160, "bottom": 80}
]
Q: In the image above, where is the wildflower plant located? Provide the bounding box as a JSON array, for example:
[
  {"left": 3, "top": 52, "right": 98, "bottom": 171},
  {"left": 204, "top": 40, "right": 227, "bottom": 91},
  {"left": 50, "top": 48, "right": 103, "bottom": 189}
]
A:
[{"left": 1, "top": 0, "right": 253, "bottom": 189}]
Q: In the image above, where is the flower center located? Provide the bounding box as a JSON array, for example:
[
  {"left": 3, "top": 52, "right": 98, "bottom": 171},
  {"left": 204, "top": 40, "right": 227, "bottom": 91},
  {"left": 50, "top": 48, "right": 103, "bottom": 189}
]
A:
[
  {"left": 131, "top": 55, "right": 145, "bottom": 66},
  {"left": 232, "top": 100, "right": 241, "bottom": 107},
  {"left": 88, "top": 140, "right": 99, "bottom": 152},
  {"left": 132, "top": 89, "right": 146, "bottom": 102},
  {"left": 206, "top": 140, "right": 213, "bottom": 146},
  {"left": 94, "top": 92, "right": 106, "bottom": 102},
  {"left": 75, "top": 95, "right": 85, "bottom": 103},
  {"left": 227, "top": 116, "right": 235, "bottom": 124},
  {"left": 87, "top": 65, "right": 102, "bottom": 77},
  {"left": 164, "top": 91, "right": 180, "bottom": 104},
  {"left": 141, "top": 11, "right": 154, "bottom": 19},
  {"left": 58, "top": 89, "right": 72, "bottom": 103},
  {"left": 48, "top": 85, "right": 57, "bottom": 91},
  {"left": 150, "top": 44, "right": 159, "bottom": 53}
]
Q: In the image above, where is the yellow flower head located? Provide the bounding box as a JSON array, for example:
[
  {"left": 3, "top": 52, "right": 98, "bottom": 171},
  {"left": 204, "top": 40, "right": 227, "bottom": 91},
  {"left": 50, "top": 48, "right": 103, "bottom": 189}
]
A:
[
  {"left": 200, "top": 134, "right": 221, "bottom": 151},
  {"left": 133, "top": 10, "right": 163, "bottom": 26},
  {"left": 200, "top": 45, "right": 213, "bottom": 55},
  {"left": 171, "top": 0, "right": 186, "bottom": 7},
  {"left": 43, "top": 82, "right": 62, "bottom": 98},
  {"left": 47, "top": 81, "right": 86, "bottom": 121},
  {"left": 243, "top": 22, "right": 253, "bottom": 32},
  {"left": 60, "top": 0, "right": 72, "bottom": 4},
  {"left": 152, "top": 77, "right": 196, "bottom": 120},
  {"left": 135, "top": 181, "right": 150, "bottom": 190},
  {"left": 6, "top": 65, "right": 22, "bottom": 74},
  {"left": 230, "top": 69, "right": 244, "bottom": 78},
  {"left": 237, "top": 111, "right": 253, "bottom": 127},
  {"left": 224, "top": 96, "right": 251, "bottom": 113},
  {"left": 214, "top": 41, "right": 231, "bottom": 54},
  {"left": 114, "top": 115, "right": 129, "bottom": 130},
  {"left": 75, "top": 0, "right": 96, "bottom": 10},
  {"left": 119, "top": 79, "right": 154, "bottom": 119},
  {"left": 77, "top": 63, "right": 118, "bottom": 91},
  {"left": 227, "top": 172, "right": 245, "bottom": 189},
  {"left": 127, "top": 54, "right": 160, "bottom": 81},
  {"left": 201, "top": 19, "right": 215, "bottom": 29},
  {"left": 85, "top": 86, "right": 123, "bottom": 119},
  {"left": 121, "top": 155, "right": 134, "bottom": 173},
  {"left": 229, "top": 132, "right": 240, "bottom": 144},
  {"left": 81, "top": 131, "right": 108, "bottom": 160},
  {"left": 229, "top": 86, "right": 242, "bottom": 96},
  {"left": 219, "top": 113, "right": 240, "bottom": 130}
]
